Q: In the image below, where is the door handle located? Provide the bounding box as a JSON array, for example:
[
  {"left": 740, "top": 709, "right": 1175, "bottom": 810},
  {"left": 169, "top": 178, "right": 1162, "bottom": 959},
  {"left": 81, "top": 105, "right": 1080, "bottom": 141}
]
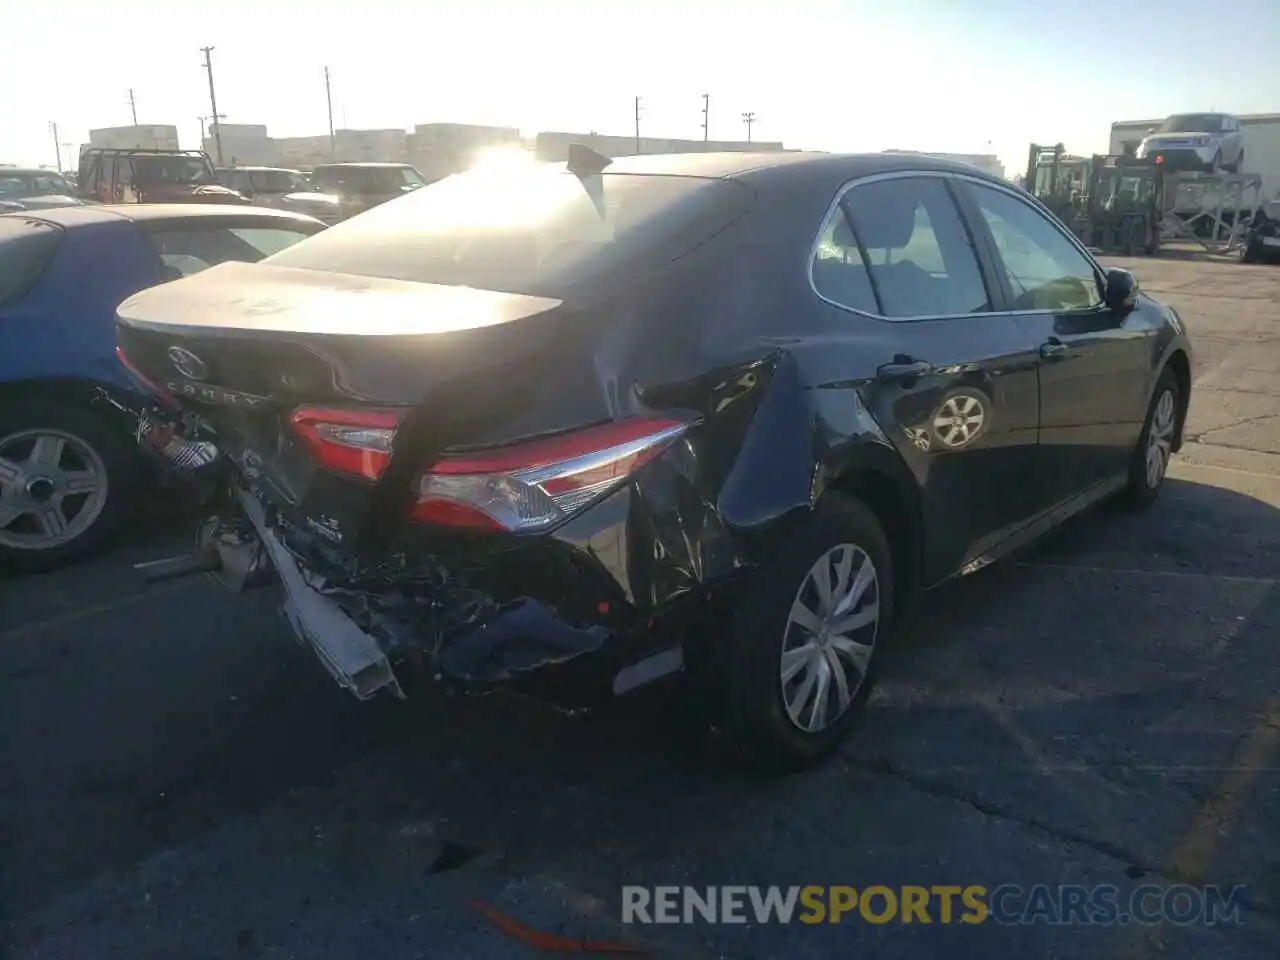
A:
[
  {"left": 876, "top": 357, "right": 933, "bottom": 381},
  {"left": 1040, "top": 339, "right": 1069, "bottom": 360}
]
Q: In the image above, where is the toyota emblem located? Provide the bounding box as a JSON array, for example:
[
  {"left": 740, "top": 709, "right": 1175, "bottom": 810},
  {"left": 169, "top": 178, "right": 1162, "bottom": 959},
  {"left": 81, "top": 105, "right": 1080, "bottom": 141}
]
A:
[{"left": 167, "top": 346, "right": 209, "bottom": 381}]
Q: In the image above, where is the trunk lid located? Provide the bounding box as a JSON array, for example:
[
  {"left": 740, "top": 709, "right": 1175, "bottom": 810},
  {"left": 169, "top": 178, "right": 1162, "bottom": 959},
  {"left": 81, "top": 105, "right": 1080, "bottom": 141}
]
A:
[
  {"left": 117, "top": 262, "right": 570, "bottom": 546},
  {"left": 116, "top": 261, "right": 565, "bottom": 405}
]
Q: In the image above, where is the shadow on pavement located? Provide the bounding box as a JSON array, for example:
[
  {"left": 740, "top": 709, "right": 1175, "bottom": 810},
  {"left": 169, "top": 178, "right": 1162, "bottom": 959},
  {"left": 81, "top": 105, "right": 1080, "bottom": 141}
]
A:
[{"left": 3, "top": 477, "right": 1279, "bottom": 957}]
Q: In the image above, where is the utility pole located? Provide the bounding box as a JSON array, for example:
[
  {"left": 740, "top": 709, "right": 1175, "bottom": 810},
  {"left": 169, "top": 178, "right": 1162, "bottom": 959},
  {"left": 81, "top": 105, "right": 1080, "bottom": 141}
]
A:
[
  {"left": 200, "top": 46, "right": 224, "bottom": 164},
  {"left": 741, "top": 111, "right": 756, "bottom": 144},
  {"left": 634, "top": 96, "right": 642, "bottom": 154},
  {"left": 324, "top": 66, "right": 336, "bottom": 158},
  {"left": 128, "top": 89, "right": 138, "bottom": 125},
  {"left": 701, "top": 93, "right": 710, "bottom": 142},
  {"left": 49, "top": 122, "right": 62, "bottom": 173}
]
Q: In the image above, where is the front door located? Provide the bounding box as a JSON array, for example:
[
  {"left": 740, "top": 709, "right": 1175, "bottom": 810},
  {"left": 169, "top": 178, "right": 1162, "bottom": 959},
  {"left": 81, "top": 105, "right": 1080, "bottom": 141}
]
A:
[
  {"left": 955, "top": 180, "right": 1155, "bottom": 509},
  {"left": 817, "top": 174, "right": 1044, "bottom": 583}
]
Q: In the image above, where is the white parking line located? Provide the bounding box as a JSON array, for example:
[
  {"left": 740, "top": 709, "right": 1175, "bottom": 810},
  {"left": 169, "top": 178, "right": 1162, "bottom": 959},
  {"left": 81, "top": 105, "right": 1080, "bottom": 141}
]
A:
[
  {"left": 0, "top": 578, "right": 206, "bottom": 643},
  {"left": 1015, "top": 561, "right": 1277, "bottom": 586}
]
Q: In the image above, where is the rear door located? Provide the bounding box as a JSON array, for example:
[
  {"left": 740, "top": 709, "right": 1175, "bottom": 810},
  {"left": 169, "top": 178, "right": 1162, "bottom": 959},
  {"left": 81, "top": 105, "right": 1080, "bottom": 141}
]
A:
[
  {"left": 953, "top": 179, "right": 1153, "bottom": 510},
  {"left": 817, "top": 173, "right": 1044, "bottom": 583}
]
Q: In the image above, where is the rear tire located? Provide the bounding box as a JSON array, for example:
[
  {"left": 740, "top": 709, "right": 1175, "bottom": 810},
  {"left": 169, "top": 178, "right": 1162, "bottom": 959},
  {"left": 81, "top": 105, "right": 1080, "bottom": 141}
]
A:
[
  {"left": 1121, "top": 368, "right": 1179, "bottom": 510},
  {"left": 0, "top": 401, "right": 140, "bottom": 571},
  {"left": 725, "top": 495, "right": 894, "bottom": 774}
]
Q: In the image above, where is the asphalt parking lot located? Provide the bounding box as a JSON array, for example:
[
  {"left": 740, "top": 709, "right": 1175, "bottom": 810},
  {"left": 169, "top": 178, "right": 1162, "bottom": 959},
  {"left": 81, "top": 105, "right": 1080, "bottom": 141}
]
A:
[{"left": 2, "top": 253, "right": 1279, "bottom": 959}]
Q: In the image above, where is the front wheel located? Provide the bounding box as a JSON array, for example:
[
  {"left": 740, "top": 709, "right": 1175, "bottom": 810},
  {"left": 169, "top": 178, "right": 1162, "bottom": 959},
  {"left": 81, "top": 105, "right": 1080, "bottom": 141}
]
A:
[
  {"left": 725, "top": 495, "right": 894, "bottom": 773},
  {"left": 0, "top": 401, "right": 140, "bottom": 570},
  {"left": 1121, "top": 368, "right": 1180, "bottom": 509}
]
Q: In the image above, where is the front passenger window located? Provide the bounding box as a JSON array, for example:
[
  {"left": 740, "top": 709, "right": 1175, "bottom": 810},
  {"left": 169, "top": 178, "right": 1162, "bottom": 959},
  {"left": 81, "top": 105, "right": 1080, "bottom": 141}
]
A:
[{"left": 967, "top": 183, "right": 1102, "bottom": 312}]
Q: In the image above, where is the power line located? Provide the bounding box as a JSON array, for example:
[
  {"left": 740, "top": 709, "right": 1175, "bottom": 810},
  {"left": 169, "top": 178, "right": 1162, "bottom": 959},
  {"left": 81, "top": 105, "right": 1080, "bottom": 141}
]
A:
[
  {"left": 200, "top": 46, "right": 224, "bottom": 164},
  {"left": 741, "top": 111, "right": 756, "bottom": 144},
  {"left": 128, "top": 89, "right": 138, "bottom": 125},
  {"left": 701, "top": 94, "right": 710, "bottom": 142}
]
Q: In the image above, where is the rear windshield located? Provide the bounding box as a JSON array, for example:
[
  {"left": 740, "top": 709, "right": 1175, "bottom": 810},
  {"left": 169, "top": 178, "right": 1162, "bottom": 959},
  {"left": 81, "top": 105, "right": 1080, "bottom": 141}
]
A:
[
  {"left": 134, "top": 156, "right": 217, "bottom": 185},
  {"left": 248, "top": 170, "right": 310, "bottom": 193},
  {"left": 0, "top": 217, "right": 62, "bottom": 306},
  {"left": 265, "top": 167, "right": 754, "bottom": 297},
  {"left": 312, "top": 166, "right": 425, "bottom": 194},
  {"left": 0, "top": 173, "right": 73, "bottom": 199}
]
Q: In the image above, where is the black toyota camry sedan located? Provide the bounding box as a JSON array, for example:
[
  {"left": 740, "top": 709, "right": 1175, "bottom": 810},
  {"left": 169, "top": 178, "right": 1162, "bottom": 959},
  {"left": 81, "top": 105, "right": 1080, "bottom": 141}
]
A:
[{"left": 116, "top": 148, "right": 1192, "bottom": 772}]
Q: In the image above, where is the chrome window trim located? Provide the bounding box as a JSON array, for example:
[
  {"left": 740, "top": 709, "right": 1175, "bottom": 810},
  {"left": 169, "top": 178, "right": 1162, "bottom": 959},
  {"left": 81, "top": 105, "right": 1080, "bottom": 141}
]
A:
[{"left": 807, "top": 168, "right": 1107, "bottom": 323}]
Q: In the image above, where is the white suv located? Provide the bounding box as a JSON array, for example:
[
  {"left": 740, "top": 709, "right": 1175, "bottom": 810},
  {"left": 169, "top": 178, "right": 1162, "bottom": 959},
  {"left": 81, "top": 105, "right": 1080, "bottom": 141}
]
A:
[{"left": 1136, "top": 113, "right": 1245, "bottom": 173}]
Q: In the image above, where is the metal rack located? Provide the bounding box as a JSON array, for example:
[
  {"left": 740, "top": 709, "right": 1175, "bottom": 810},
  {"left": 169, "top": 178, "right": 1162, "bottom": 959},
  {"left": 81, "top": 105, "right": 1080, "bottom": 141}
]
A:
[{"left": 1159, "top": 171, "right": 1265, "bottom": 253}]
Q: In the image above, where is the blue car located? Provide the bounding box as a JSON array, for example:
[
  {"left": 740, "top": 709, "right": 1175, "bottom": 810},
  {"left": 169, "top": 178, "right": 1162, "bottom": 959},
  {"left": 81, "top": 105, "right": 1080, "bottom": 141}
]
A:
[{"left": 0, "top": 204, "right": 325, "bottom": 569}]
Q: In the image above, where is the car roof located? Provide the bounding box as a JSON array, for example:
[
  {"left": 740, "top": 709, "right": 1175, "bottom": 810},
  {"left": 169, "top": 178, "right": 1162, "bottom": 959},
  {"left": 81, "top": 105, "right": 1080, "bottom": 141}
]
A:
[
  {"left": 220, "top": 166, "right": 301, "bottom": 173},
  {"left": 0, "top": 168, "right": 66, "bottom": 178},
  {"left": 313, "top": 162, "right": 414, "bottom": 169},
  {"left": 591, "top": 150, "right": 1008, "bottom": 188},
  {"left": 15, "top": 204, "right": 325, "bottom": 228}
]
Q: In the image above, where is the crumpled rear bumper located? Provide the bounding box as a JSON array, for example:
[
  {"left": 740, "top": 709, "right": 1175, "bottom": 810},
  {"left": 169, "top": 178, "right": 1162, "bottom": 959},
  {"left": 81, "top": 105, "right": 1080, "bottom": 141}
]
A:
[
  {"left": 220, "top": 482, "right": 686, "bottom": 708},
  {"left": 238, "top": 488, "right": 405, "bottom": 700}
]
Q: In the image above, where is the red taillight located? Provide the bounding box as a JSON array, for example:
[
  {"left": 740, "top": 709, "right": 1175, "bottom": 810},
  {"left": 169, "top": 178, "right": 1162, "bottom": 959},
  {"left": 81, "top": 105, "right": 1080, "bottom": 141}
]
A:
[
  {"left": 287, "top": 409, "right": 692, "bottom": 532},
  {"left": 413, "top": 417, "right": 691, "bottom": 533},
  {"left": 290, "top": 407, "right": 405, "bottom": 481},
  {"left": 115, "top": 345, "right": 178, "bottom": 407}
]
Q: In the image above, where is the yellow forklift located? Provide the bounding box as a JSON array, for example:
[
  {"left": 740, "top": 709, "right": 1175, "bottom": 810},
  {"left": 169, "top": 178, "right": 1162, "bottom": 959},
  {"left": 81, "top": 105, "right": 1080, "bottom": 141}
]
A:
[{"left": 1025, "top": 143, "right": 1163, "bottom": 256}]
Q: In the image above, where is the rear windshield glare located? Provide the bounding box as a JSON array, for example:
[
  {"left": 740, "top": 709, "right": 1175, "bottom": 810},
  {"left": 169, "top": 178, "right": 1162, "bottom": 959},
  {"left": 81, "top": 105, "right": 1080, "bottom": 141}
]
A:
[
  {"left": 0, "top": 218, "right": 62, "bottom": 306},
  {"left": 264, "top": 167, "right": 754, "bottom": 297}
]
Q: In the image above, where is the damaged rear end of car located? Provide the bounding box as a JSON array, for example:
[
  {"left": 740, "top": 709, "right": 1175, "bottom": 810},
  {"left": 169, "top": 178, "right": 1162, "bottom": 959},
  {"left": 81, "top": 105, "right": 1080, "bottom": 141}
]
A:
[{"left": 117, "top": 158, "right": 765, "bottom": 708}]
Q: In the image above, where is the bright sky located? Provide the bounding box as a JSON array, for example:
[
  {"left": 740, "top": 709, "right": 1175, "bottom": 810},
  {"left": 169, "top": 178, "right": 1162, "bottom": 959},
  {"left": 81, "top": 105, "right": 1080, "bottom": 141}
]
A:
[{"left": 4, "top": 0, "right": 1277, "bottom": 179}]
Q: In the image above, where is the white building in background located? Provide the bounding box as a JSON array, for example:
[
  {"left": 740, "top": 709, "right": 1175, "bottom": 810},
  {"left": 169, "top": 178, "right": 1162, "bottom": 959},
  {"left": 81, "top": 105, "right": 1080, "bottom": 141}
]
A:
[
  {"left": 88, "top": 125, "right": 179, "bottom": 151},
  {"left": 1108, "top": 113, "right": 1280, "bottom": 158},
  {"left": 882, "top": 150, "right": 1006, "bottom": 180},
  {"left": 202, "top": 123, "right": 273, "bottom": 166},
  {"left": 535, "top": 131, "right": 784, "bottom": 162},
  {"left": 270, "top": 129, "right": 409, "bottom": 170},
  {"left": 408, "top": 123, "right": 522, "bottom": 180}
]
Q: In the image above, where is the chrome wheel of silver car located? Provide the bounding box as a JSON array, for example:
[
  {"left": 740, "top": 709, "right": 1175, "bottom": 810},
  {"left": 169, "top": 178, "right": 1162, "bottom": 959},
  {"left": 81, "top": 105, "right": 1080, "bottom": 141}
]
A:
[
  {"left": 0, "top": 428, "right": 109, "bottom": 550},
  {"left": 1145, "top": 388, "right": 1176, "bottom": 489},
  {"left": 780, "top": 543, "right": 880, "bottom": 733}
]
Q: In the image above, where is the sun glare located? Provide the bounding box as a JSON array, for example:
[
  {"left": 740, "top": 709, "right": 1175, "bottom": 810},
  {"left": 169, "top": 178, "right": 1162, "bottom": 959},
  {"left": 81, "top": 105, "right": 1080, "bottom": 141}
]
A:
[{"left": 470, "top": 146, "right": 538, "bottom": 173}]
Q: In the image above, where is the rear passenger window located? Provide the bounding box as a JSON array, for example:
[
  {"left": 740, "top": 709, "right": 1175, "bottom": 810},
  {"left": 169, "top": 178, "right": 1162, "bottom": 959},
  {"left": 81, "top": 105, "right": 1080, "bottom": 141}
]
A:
[
  {"left": 148, "top": 225, "right": 315, "bottom": 278},
  {"left": 842, "top": 177, "right": 991, "bottom": 319},
  {"left": 0, "top": 218, "right": 62, "bottom": 306},
  {"left": 811, "top": 207, "right": 877, "bottom": 314}
]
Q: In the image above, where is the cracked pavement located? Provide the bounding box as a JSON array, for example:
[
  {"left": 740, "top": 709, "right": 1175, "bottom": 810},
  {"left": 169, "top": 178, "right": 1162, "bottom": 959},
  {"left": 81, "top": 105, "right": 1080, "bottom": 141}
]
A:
[{"left": 2, "top": 255, "right": 1279, "bottom": 958}]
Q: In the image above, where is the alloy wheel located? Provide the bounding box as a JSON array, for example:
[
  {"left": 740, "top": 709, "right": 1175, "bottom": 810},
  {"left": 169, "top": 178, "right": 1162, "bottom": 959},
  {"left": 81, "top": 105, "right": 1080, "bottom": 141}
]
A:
[
  {"left": 933, "top": 394, "right": 985, "bottom": 447},
  {"left": 0, "top": 428, "right": 109, "bottom": 550},
  {"left": 780, "top": 543, "right": 880, "bottom": 733},
  {"left": 1145, "top": 389, "right": 1176, "bottom": 489}
]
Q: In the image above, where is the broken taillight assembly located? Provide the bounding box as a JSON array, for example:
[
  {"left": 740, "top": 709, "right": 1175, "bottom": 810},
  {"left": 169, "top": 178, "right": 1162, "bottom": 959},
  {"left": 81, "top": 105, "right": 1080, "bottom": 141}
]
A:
[
  {"left": 289, "top": 407, "right": 691, "bottom": 533},
  {"left": 290, "top": 407, "right": 403, "bottom": 481}
]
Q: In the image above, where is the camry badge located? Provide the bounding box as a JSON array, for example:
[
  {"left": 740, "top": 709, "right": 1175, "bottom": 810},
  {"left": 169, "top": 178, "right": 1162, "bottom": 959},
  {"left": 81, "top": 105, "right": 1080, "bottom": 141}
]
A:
[{"left": 167, "top": 346, "right": 209, "bottom": 381}]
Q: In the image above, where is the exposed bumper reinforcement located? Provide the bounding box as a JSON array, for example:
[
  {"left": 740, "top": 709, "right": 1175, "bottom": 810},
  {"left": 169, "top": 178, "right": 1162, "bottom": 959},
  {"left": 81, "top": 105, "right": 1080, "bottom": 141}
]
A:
[{"left": 238, "top": 490, "right": 404, "bottom": 701}]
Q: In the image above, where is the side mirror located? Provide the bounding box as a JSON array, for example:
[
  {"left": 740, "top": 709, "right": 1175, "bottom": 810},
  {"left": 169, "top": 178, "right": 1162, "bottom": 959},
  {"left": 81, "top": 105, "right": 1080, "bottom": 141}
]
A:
[{"left": 1104, "top": 267, "right": 1139, "bottom": 310}]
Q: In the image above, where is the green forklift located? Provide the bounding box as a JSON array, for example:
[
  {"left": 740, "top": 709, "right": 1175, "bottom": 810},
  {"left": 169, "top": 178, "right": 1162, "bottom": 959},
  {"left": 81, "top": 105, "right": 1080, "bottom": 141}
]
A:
[{"left": 1025, "top": 143, "right": 1163, "bottom": 256}]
